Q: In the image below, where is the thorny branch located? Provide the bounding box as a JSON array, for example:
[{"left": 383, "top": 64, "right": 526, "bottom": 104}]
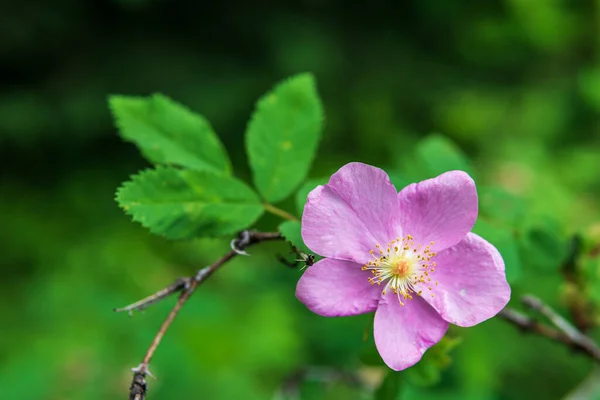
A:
[
  {"left": 118, "top": 230, "right": 283, "bottom": 400},
  {"left": 118, "top": 228, "right": 600, "bottom": 399},
  {"left": 498, "top": 295, "right": 600, "bottom": 363}
]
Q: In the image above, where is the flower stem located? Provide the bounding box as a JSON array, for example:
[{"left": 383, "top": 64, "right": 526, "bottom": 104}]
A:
[{"left": 263, "top": 202, "right": 299, "bottom": 222}]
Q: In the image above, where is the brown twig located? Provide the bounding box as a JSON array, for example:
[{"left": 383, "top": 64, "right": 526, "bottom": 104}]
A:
[
  {"left": 522, "top": 295, "right": 600, "bottom": 360},
  {"left": 498, "top": 309, "right": 573, "bottom": 345},
  {"left": 122, "top": 230, "right": 282, "bottom": 400},
  {"left": 498, "top": 295, "right": 600, "bottom": 363}
]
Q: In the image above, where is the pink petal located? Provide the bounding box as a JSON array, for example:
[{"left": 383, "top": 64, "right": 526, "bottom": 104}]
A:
[
  {"left": 421, "top": 232, "right": 511, "bottom": 327},
  {"left": 302, "top": 162, "right": 401, "bottom": 264},
  {"left": 374, "top": 295, "right": 449, "bottom": 371},
  {"left": 397, "top": 170, "right": 477, "bottom": 252},
  {"left": 296, "top": 258, "right": 381, "bottom": 317}
]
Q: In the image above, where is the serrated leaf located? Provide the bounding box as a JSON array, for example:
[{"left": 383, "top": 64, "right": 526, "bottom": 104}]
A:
[
  {"left": 278, "top": 220, "right": 311, "bottom": 254},
  {"left": 116, "top": 166, "right": 263, "bottom": 239},
  {"left": 473, "top": 219, "right": 522, "bottom": 283},
  {"left": 109, "top": 94, "right": 231, "bottom": 174},
  {"left": 246, "top": 73, "right": 324, "bottom": 203},
  {"left": 295, "top": 177, "right": 329, "bottom": 215}
]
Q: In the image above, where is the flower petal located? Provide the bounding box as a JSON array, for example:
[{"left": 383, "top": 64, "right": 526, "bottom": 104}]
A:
[
  {"left": 397, "top": 170, "right": 477, "bottom": 251},
  {"left": 296, "top": 258, "right": 381, "bottom": 317},
  {"left": 374, "top": 295, "right": 449, "bottom": 371},
  {"left": 422, "top": 232, "right": 511, "bottom": 327},
  {"left": 302, "top": 162, "right": 401, "bottom": 263}
]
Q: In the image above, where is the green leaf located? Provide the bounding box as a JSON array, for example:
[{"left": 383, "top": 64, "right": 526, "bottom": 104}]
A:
[
  {"left": 403, "top": 134, "right": 473, "bottom": 181},
  {"left": 116, "top": 166, "right": 263, "bottom": 239},
  {"left": 375, "top": 370, "right": 402, "bottom": 400},
  {"left": 405, "top": 336, "right": 462, "bottom": 388},
  {"left": 246, "top": 73, "right": 324, "bottom": 203},
  {"left": 479, "top": 186, "right": 527, "bottom": 228},
  {"left": 278, "top": 220, "right": 311, "bottom": 254},
  {"left": 405, "top": 358, "right": 441, "bottom": 388},
  {"left": 109, "top": 94, "right": 232, "bottom": 174},
  {"left": 358, "top": 343, "right": 385, "bottom": 367},
  {"left": 473, "top": 219, "right": 522, "bottom": 283},
  {"left": 583, "top": 256, "right": 600, "bottom": 305},
  {"left": 520, "top": 217, "right": 568, "bottom": 271},
  {"left": 564, "top": 367, "right": 600, "bottom": 400},
  {"left": 387, "top": 170, "right": 415, "bottom": 191},
  {"left": 295, "top": 177, "right": 329, "bottom": 215}
]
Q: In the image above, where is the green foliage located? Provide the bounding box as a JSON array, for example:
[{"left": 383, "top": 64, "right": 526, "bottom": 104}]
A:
[
  {"left": 116, "top": 166, "right": 263, "bottom": 239},
  {"left": 375, "top": 370, "right": 402, "bottom": 400},
  {"left": 387, "top": 171, "right": 415, "bottom": 191},
  {"left": 295, "top": 177, "right": 329, "bottom": 215},
  {"left": 578, "top": 67, "right": 600, "bottom": 111},
  {"left": 109, "top": 94, "right": 232, "bottom": 174},
  {"left": 520, "top": 217, "right": 569, "bottom": 272},
  {"left": 415, "top": 134, "right": 473, "bottom": 177},
  {"left": 401, "top": 134, "right": 473, "bottom": 181},
  {"left": 278, "top": 220, "right": 311, "bottom": 254},
  {"left": 297, "top": 379, "right": 369, "bottom": 400},
  {"left": 582, "top": 256, "right": 600, "bottom": 304},
  {"left": 110, "top": 77, "right": 327, "bottom": 241},
  {"left": 563, "top": 367, "right": 600, "bottom": 400},
  {"left": 404, "top": 336, "right": 462, "bottom": 388},
  {"left": 5, "top": 3, "right": 600, "bottom": 399},
  {"left": 479, "top": 186, "right": 527, "bottom": 229},
  {"left": 580, "top": 229, "right": 600, "bottom": 307},
  {"left": 473, "top": 219, "right": 522, "bottom": 284},
  {"left": 246, "top": 73, "right": 324, "bottom": 203},
  {"left": 475, "top": 185, "right": 532, "bottom": 283}
]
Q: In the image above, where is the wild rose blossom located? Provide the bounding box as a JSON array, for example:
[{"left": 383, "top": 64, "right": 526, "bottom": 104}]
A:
[{"left": 296, "top": 162, "right": 511, "bottom": 370}]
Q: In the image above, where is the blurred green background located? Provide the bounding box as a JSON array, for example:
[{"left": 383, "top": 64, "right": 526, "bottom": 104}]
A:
[{"left": 2, "top": 0, "right": 600, "bottom": 399}]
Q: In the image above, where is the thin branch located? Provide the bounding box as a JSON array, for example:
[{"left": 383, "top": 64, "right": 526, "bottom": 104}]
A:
[
  {"left": 522, "top": 295, "right": 582, "bottom": 341},
  {"left": 498, "top": 308, "right": 572, "bottom": 345},
  {"left": 125, "top": 230, "right": 282, "bottom": 400},
  {"left": 498, "top": 295, "right": 600, "bottom": 363},
  {"left": 263, "top": 202, "right": 299, "bottom": 222},
  {"left": 521, "top": 295, "right": 600, "bottom": 360},
  {"left": 115, "top": 277, "right": 192, "bottom": 314}
]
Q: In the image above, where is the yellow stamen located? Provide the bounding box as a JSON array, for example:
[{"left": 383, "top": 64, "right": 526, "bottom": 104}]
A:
[{"left": 361, "top": 234, "right": 438, "bottom": 306}]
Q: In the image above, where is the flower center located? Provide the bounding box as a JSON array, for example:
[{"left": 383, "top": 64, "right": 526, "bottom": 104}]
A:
[
  {"left": 361, "top": 234, "right": 438, "bottom": 306},
  {"left": 394, "top": 259, "right": 411, "bottom": 276}
]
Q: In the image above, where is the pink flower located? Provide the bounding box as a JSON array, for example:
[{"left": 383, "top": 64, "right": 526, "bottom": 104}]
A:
[{"left": 296, "top": 162, "right": 511, "bottom": 371}]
